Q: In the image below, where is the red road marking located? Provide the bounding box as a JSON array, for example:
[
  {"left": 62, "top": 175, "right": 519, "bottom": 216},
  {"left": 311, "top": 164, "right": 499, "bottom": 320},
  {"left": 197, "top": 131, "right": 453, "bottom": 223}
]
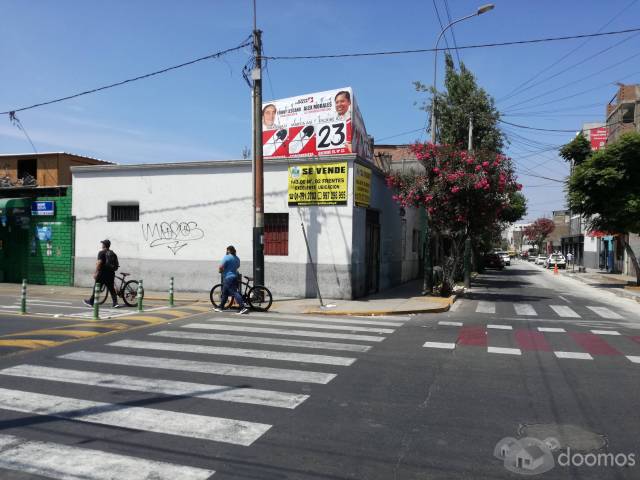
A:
[
  {"left": 457, "top": 326, "right": 487, "bottom": 347},
  {"left": 630, "top": 336, "right": 640, "bottom": 346},
  {"left": 515, "top": 329, "right": 552, "bottom": 351},
  {"left": 568, "top": 332, "right": 620, "bottom": 356}
]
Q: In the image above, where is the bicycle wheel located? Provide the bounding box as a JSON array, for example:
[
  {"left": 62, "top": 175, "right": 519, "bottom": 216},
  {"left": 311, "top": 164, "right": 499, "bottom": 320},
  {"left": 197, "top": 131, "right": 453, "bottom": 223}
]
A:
[
  {"left": 247, "top": 285, "right": 272, "bottom": 311},
  {"left": 122, "top": 280, "right": 142, "bottom": 307},
  {"left": 96, "top": 283, "right": 109, "bottom": 305}
]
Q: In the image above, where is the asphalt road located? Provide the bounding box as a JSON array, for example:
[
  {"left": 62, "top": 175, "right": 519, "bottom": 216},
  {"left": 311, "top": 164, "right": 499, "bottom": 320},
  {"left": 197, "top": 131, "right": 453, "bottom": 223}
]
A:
[{"left": 0, "top": 261, "right": 637, "bottom": 479}]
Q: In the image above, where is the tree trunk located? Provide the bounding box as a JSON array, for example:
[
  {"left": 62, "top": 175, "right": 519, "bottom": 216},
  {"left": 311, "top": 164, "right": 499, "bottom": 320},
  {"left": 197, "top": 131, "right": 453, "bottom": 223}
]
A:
[{"left": 623, "top": 239, "right": 640, "bottom": 286}]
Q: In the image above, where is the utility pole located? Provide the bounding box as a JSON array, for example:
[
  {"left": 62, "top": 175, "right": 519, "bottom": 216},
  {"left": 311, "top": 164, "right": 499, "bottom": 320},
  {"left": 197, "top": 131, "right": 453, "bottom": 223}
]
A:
[
  {"left": 464, "top": 115, "right": 473, "bottom": 289},
  {"left": 252, "top": 1, "right": 265, "bottom": 287}
]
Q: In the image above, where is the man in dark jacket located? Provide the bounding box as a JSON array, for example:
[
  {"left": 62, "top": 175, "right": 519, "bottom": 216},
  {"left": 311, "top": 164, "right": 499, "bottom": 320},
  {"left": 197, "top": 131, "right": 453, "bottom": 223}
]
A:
[{"left": 84, "top": 239, "right": 121, "bottom": 308}]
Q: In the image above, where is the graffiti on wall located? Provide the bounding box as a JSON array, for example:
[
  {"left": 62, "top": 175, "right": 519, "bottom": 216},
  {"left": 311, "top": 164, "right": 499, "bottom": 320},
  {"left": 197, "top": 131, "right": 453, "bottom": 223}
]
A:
[{"left": 142, "top": 221, "right": 205, "bottom": 255}]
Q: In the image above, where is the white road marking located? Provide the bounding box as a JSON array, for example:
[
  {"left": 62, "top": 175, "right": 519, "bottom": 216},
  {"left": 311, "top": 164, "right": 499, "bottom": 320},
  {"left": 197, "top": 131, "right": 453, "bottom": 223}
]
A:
[
  {"left": 475, "top": 302, "right": 496, "bottom": 314},
  {"left": 0, "top": 364, "right": 308, "bottom": 409},
  {"left": 249, "top": 315, "right": 405, "bottom": 327},
  {"left": 152, "top": 330, "right": 371, "bottom": 352},
  {"left": 438, "top": 321, "right": 463, "bottom": 326},
  {"left": 0, "top": 434, "right": 215, "bottom": 480},
  {"left": 558, "top": 295, "right": 571, "bottom": 303},
  {"left": 549, "top": 305, "right": 580, "bottom": 318},
  {"left": 626, "top": 356, "right": 640, "bottom": 364},
  {"left": 0, "top": 387, "right": 271, "bottom": 446},
  {"left": 449, "top": 300, "right": 462, "bottom": 312},
  {"left": 487, "top": 324, "right": 513, "bottom": 330},
  {"left": 15, "top": 298, "right": 73, "bottom": 305},
  {"left": 554, "top": 351, "right": 593, "bottom": 360},
  {"left": 183, "top": 323, "right": 385, "bottom": 342},
  {"left": 206, "top": 319, "right": 394, "bottom": 334},
  {"left": 110, "top": 339, "right": 357, "bottom": 366},
  {"left": 590, "top": 330, "right": 621, "bottom": 336},
  {"left": 423, "top": 342, "right": 456, "bottom": 349},
  {"left": 514, "top": 304, "right": 537, "bottom": 316},
  {"left": 487, "top": 347, "right": 521, "bottom": 356},
  {"left": 538, "top": 327, "right": 566, "bottom": 332},
  {"left": 61, "top": 350, "right": 337, "bottom": 384},
  {"left": 587, "top": 306, "right": 623, "bottom": 319}
]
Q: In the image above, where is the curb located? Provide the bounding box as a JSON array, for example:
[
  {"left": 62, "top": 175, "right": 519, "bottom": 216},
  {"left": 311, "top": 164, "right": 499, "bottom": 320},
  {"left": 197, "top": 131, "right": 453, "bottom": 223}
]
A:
[
  {"left": 562, "top": 272, "right": 640, "bottom": 304},
  {"left": 299, "top": 294, "right": 457, "bottom": 316}
]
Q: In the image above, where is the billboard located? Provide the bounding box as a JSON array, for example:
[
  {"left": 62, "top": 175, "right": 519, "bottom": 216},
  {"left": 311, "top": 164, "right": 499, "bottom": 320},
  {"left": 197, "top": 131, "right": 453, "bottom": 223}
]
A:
[
  {"left": 262, "top": 87, "right": 372, "bottom": 161},
  {"left": 287, "top": 162, "right": 348, "bottom": 206},
  {"left": 589, "top": 127, "right": 608, "bottom": 151}
]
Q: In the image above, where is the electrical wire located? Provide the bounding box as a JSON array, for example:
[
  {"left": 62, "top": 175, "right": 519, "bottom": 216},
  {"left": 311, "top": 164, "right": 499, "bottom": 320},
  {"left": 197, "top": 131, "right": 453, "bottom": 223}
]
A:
[
  {"left": 432, "top": 0, "right": 453, "bottom": 61},
  {"left": 375, "top": 128, "right": 425, "bottom": 142},
  {"left": 1, "top": 40, "right": 252, "bottom": 115},
  {"left": 264, "top": 27, "right": 640, "bottom": 60},
  {"left": 500, "top": 120, "right": 580, "bottom": 133},
  {"left": 442, "top": 0, "right": 461, "bottom": 65}
]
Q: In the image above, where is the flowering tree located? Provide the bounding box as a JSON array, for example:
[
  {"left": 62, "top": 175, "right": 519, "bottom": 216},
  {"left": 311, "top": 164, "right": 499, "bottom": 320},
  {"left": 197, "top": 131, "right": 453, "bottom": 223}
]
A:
[
  {"left": 386, "top": 142, "right": 522, "bottom": 294},
  {"left": 523, "top": 218, "right": 555, "bottom": 252}
]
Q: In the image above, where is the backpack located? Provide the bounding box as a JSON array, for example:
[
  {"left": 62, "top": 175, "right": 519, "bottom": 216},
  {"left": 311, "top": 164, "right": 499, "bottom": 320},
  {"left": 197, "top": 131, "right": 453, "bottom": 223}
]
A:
[{"left": 104, "top": 250, "right": 119, "bottom": 271}]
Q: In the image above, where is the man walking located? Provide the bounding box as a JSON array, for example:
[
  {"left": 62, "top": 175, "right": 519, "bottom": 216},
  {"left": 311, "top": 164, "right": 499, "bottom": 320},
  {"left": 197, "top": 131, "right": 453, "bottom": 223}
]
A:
[
  {"left": 214, "top": 245, "right": 249, "bottom": 314},
  {"left": 84, "top": 239, "right": 121, "bottom": 308}
]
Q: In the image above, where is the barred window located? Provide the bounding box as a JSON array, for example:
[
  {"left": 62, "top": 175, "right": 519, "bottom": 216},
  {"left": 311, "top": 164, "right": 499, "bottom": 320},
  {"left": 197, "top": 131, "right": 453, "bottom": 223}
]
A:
[
  {"left": 265, "top": 213, "right": 288, "bottom": 256},
  {"left": 108, "top": 203, "right": 139, "bottom": 222}
]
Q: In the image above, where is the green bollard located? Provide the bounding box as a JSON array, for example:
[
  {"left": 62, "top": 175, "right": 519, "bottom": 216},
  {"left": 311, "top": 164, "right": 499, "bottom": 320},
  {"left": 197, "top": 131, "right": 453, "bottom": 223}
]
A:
[
  {"left": 169, "top": 276, "right": 175, "bottom": 307},
  {"left": 93, "top": 283, "right": 100, "bottom": 320},
  {"left": 137, "top": 279, "right": 144, "bottom": 312},
  {"left": 20, "top": 279, "right": 27, "bottom": 315}
]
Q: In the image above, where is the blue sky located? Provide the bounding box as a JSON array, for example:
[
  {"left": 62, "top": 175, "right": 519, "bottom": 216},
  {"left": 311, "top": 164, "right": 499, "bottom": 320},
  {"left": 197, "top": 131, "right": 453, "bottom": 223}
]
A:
[{"left": 2, "top": 0, "right": 639, "bottom": 221}]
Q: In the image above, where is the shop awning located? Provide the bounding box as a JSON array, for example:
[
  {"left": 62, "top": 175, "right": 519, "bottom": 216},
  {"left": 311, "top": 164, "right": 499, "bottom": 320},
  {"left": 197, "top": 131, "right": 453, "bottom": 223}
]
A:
[{"left": 0, "top": 197, "right": 31, "bottom": 216}]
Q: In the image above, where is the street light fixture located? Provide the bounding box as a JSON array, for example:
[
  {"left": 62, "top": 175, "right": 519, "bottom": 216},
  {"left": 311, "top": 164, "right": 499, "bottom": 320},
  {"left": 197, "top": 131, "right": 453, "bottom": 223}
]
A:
[{"left": 422, "top": 3, "right": 495, "bottom": 294}]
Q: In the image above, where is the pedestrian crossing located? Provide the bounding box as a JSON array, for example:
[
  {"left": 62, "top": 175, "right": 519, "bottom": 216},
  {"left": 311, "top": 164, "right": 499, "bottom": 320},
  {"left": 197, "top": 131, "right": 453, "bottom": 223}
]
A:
[
  {"left": 467, "top": 300, "right": 626, "bottom": 320},
  {"left": 424, "top": 320, "right": 640, "bottom": 364},
  {"left": 0, "top": 312, "right": 407, "bottom": 479}
]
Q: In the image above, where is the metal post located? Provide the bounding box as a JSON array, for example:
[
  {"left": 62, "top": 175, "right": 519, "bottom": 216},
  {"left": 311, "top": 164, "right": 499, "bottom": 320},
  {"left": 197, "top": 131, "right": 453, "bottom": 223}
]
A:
[
  {"left": 169, "top": 276, "right": 174, "bottom": 307},
  {"left": 93, "top": 283, "right": 100, "bottom": 320},
  {"left": 20, "top": 279, "right": 27, "bottom": 314},
  {"left": 137, "top": 279, "right": 144, "bottom": 312},
  {"left": 464, "top": 237, "right": 472, "bottom": 289},
  {"left": 252, "top": 7, "right": 265, "bottom": 288}
]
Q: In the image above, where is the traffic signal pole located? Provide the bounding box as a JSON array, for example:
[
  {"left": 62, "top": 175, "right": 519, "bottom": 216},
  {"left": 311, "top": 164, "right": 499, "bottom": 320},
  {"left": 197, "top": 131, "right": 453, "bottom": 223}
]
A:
[{"left": 252, "top": 8, "right": 265, "bottom": 287}]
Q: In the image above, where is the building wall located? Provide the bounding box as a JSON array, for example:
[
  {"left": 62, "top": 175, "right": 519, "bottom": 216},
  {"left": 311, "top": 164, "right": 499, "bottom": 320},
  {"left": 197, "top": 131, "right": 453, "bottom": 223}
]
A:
[{"left": 0, "top": 153, "right": 110, "bottom": 187}]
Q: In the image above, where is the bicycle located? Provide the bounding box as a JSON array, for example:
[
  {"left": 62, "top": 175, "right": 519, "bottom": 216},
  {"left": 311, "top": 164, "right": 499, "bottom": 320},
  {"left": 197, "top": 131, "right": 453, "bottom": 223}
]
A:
[
  {"left": 209, "top": 274, "right": 272, "bottom": 311},
  {"left": 96, "top": 272, "right": 144, "bottom": 307}
]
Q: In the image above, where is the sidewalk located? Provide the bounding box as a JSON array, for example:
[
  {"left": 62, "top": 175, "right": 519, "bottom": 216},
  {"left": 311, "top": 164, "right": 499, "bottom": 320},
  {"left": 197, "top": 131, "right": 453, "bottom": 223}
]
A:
[
  {"left": 559, "top": 266, "right": 640, "bottom": 304},
  {"left": 271, "top": 279, "right": 455, "bottom": 316}
]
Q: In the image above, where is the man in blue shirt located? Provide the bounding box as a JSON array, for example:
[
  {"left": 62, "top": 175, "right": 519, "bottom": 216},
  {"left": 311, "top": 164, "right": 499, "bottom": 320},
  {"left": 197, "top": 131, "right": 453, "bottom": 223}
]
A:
[{"left": 215, "top": 245, "right": 249, "bottom": 314}]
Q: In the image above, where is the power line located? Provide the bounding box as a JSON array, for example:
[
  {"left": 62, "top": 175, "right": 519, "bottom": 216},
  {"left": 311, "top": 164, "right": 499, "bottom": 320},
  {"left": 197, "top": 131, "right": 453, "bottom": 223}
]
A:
[
  {"left": 500, "top": 119, "right": 578, "bottom": 133},
  {"left": 375, "top": 128, "right": 425, "bottom": 142},
  {"left": 264, "top": 27, "right": 640, "bottom": 60},
  {"left": 442, "top": 0, "right": 461, "bottom": 65},
  {"left": 1, "top": 40, "right": 252, "bottom": 115},
  {"left": 431, "top": 0, "right": 453, "bottom": 61},
  {"left": 497, "top": 0, "right": 639, "bottom": 103}
]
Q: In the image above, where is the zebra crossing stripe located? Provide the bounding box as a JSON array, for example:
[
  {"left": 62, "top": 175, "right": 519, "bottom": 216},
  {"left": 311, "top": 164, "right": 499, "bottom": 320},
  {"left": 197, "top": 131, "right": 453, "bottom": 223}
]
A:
[
  {"left": 590, "top": 330, "right": 621, "bottom": 336},
  {"left": 0, "top": 387, "right": 271, "bottom": 446},
  {"left": 152, "top": 330, "right": 372, "bottom": 352},
  {"left": 554, "top": 352, "right": 593, "bottom": 360},
  {"left": 423, "top": 342, "right": 456, "bottom": 349},
  {"left": 0, "top": 364, "right": 308, "bottom": 409},
  {"left": 60, "top": 351, "right": 337, "bottom": 384},
  {"left": 206, "top": 319, "right": 394, "bottom": 334},
  {"left": 475, "top": 302, "right": 496, "bottom": 314},
  {"left": 627, "top": 356, "right": 640, "bottom": 364},
  {"left": 487, "top": 325, "right": 512, "bottom": 330},
  {"left": 514, "top": 304, "right": 537, "bottom": 316},
  {"left": 109, "top": 339, "right": 357, "bottom": 366},
  {"left": 487, "top": 347, "right": 521, "bottom": 356},
  {"left": 587, "top": 306, "right": 623, "bottom": 319},
  {"left": 438, "top": 321, "right": 463, "bottom": 327},
  {"left": 254, "top": 314, "right": 405, "bottom": 327},
  {"left": 183, "top": 323, "right": 385, "bottom": 342},
  {"left": 0, "top": 434, "right": 215, "bottom": 480},
  {"left": 549, "top": 305, "right": 580, "bottom": 318},
  {"left": 538, "top": 327, "right": 566, "bottom": 333}
]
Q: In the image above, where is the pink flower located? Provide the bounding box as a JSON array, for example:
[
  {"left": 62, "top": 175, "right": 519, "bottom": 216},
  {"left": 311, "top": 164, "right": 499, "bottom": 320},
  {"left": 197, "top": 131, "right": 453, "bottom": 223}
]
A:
[{"left": 451, "top": 186, "right": 460, "bottom": 193}]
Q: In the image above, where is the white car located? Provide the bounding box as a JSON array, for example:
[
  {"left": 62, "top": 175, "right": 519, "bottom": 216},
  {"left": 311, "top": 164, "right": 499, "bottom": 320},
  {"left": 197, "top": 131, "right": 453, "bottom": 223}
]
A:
[
  {"left": 498, "top": 252, "right": 511, "bottom": 266},
  {"left": 545, "top": 254, "right": 566, "bottom": 269},
  {"left": 534, "top": 254, "right": 548, "bottom": 265}
]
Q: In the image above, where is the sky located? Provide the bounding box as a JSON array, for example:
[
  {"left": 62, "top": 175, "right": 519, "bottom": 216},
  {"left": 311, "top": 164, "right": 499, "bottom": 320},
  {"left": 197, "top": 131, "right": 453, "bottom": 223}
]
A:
[{"left": 1, "top": 0, "right": 639, "bottom": 222}]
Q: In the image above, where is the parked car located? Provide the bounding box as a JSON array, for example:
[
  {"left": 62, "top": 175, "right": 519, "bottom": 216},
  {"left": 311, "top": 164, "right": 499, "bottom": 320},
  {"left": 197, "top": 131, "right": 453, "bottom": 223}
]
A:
[
  {"left": 497, "top": 251, "right": 511, "bottom": 266},
  {"left": 534, "top": 254, "right": 548, "bottom": 265},
  {"left": 545, "top": 253, "right": 566, "bottom": 269},
  {"left": 483, "top": 252, "right": 504, "bottom": 270}
]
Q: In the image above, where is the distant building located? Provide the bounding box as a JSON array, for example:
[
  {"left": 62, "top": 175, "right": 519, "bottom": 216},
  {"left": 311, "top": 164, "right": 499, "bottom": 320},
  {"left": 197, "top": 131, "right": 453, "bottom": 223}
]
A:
[{"left": 606, "top": 84, "right": 640, "bottom": 144}]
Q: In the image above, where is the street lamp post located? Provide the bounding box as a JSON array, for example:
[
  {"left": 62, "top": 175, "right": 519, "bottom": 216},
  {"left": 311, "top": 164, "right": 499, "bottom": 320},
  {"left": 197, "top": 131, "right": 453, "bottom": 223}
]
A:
[{"left": 423, "top": 3, "right": 495, "bottom": 294}]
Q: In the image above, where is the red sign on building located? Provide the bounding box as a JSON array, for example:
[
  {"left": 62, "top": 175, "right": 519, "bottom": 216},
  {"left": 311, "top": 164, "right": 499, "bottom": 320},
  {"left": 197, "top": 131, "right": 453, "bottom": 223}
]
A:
[{"left": 589, "top": 127, "right": 608, "bottom": 151}]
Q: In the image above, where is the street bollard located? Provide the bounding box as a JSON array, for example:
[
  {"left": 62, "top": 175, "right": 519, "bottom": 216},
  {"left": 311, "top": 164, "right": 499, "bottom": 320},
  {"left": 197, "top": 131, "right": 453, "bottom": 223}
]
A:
[
  {"left": 20, "top": 279, "right": 27, "bottom": 314},
  {"left": 93, "top": 283, "right": 100, "bottom": 320},
  {"left": 137, "top": 279, "right": 144, "bottom": 312},
  {"left": 169, "top": 276, "right": 175, "bottom": 307}
]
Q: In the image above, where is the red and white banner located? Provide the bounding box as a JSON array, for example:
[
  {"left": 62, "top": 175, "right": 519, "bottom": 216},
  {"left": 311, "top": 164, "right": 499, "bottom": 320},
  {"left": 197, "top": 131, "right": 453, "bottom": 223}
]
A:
[
  {"left": 262, "top": 87, "right": 372, "bottom": 161},
  {"left": 589, "top": 127, "right": 608, "bottom": 151}
]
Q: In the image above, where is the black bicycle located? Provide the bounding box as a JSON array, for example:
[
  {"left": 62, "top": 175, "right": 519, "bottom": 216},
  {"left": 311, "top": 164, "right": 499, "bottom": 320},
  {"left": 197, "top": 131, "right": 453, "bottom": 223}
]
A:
[
  {"left": 96, "top": 272, "right": 143, "bottom": 307},
  {"left": 210, "top": 275, "right": 272, "bottom": 311}
]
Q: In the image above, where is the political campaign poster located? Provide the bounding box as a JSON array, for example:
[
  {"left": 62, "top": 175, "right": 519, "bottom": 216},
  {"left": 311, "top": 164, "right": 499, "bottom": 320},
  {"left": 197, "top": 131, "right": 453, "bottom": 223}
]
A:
[
  {"left": 263, "top": 87, "right": 372, "bottom": 161},
  {"left": 288, "top": 162, "right": 348, "bottom": 206},
  {"left": 589, "top": 127, "right": 608, "bottom": 151}
]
